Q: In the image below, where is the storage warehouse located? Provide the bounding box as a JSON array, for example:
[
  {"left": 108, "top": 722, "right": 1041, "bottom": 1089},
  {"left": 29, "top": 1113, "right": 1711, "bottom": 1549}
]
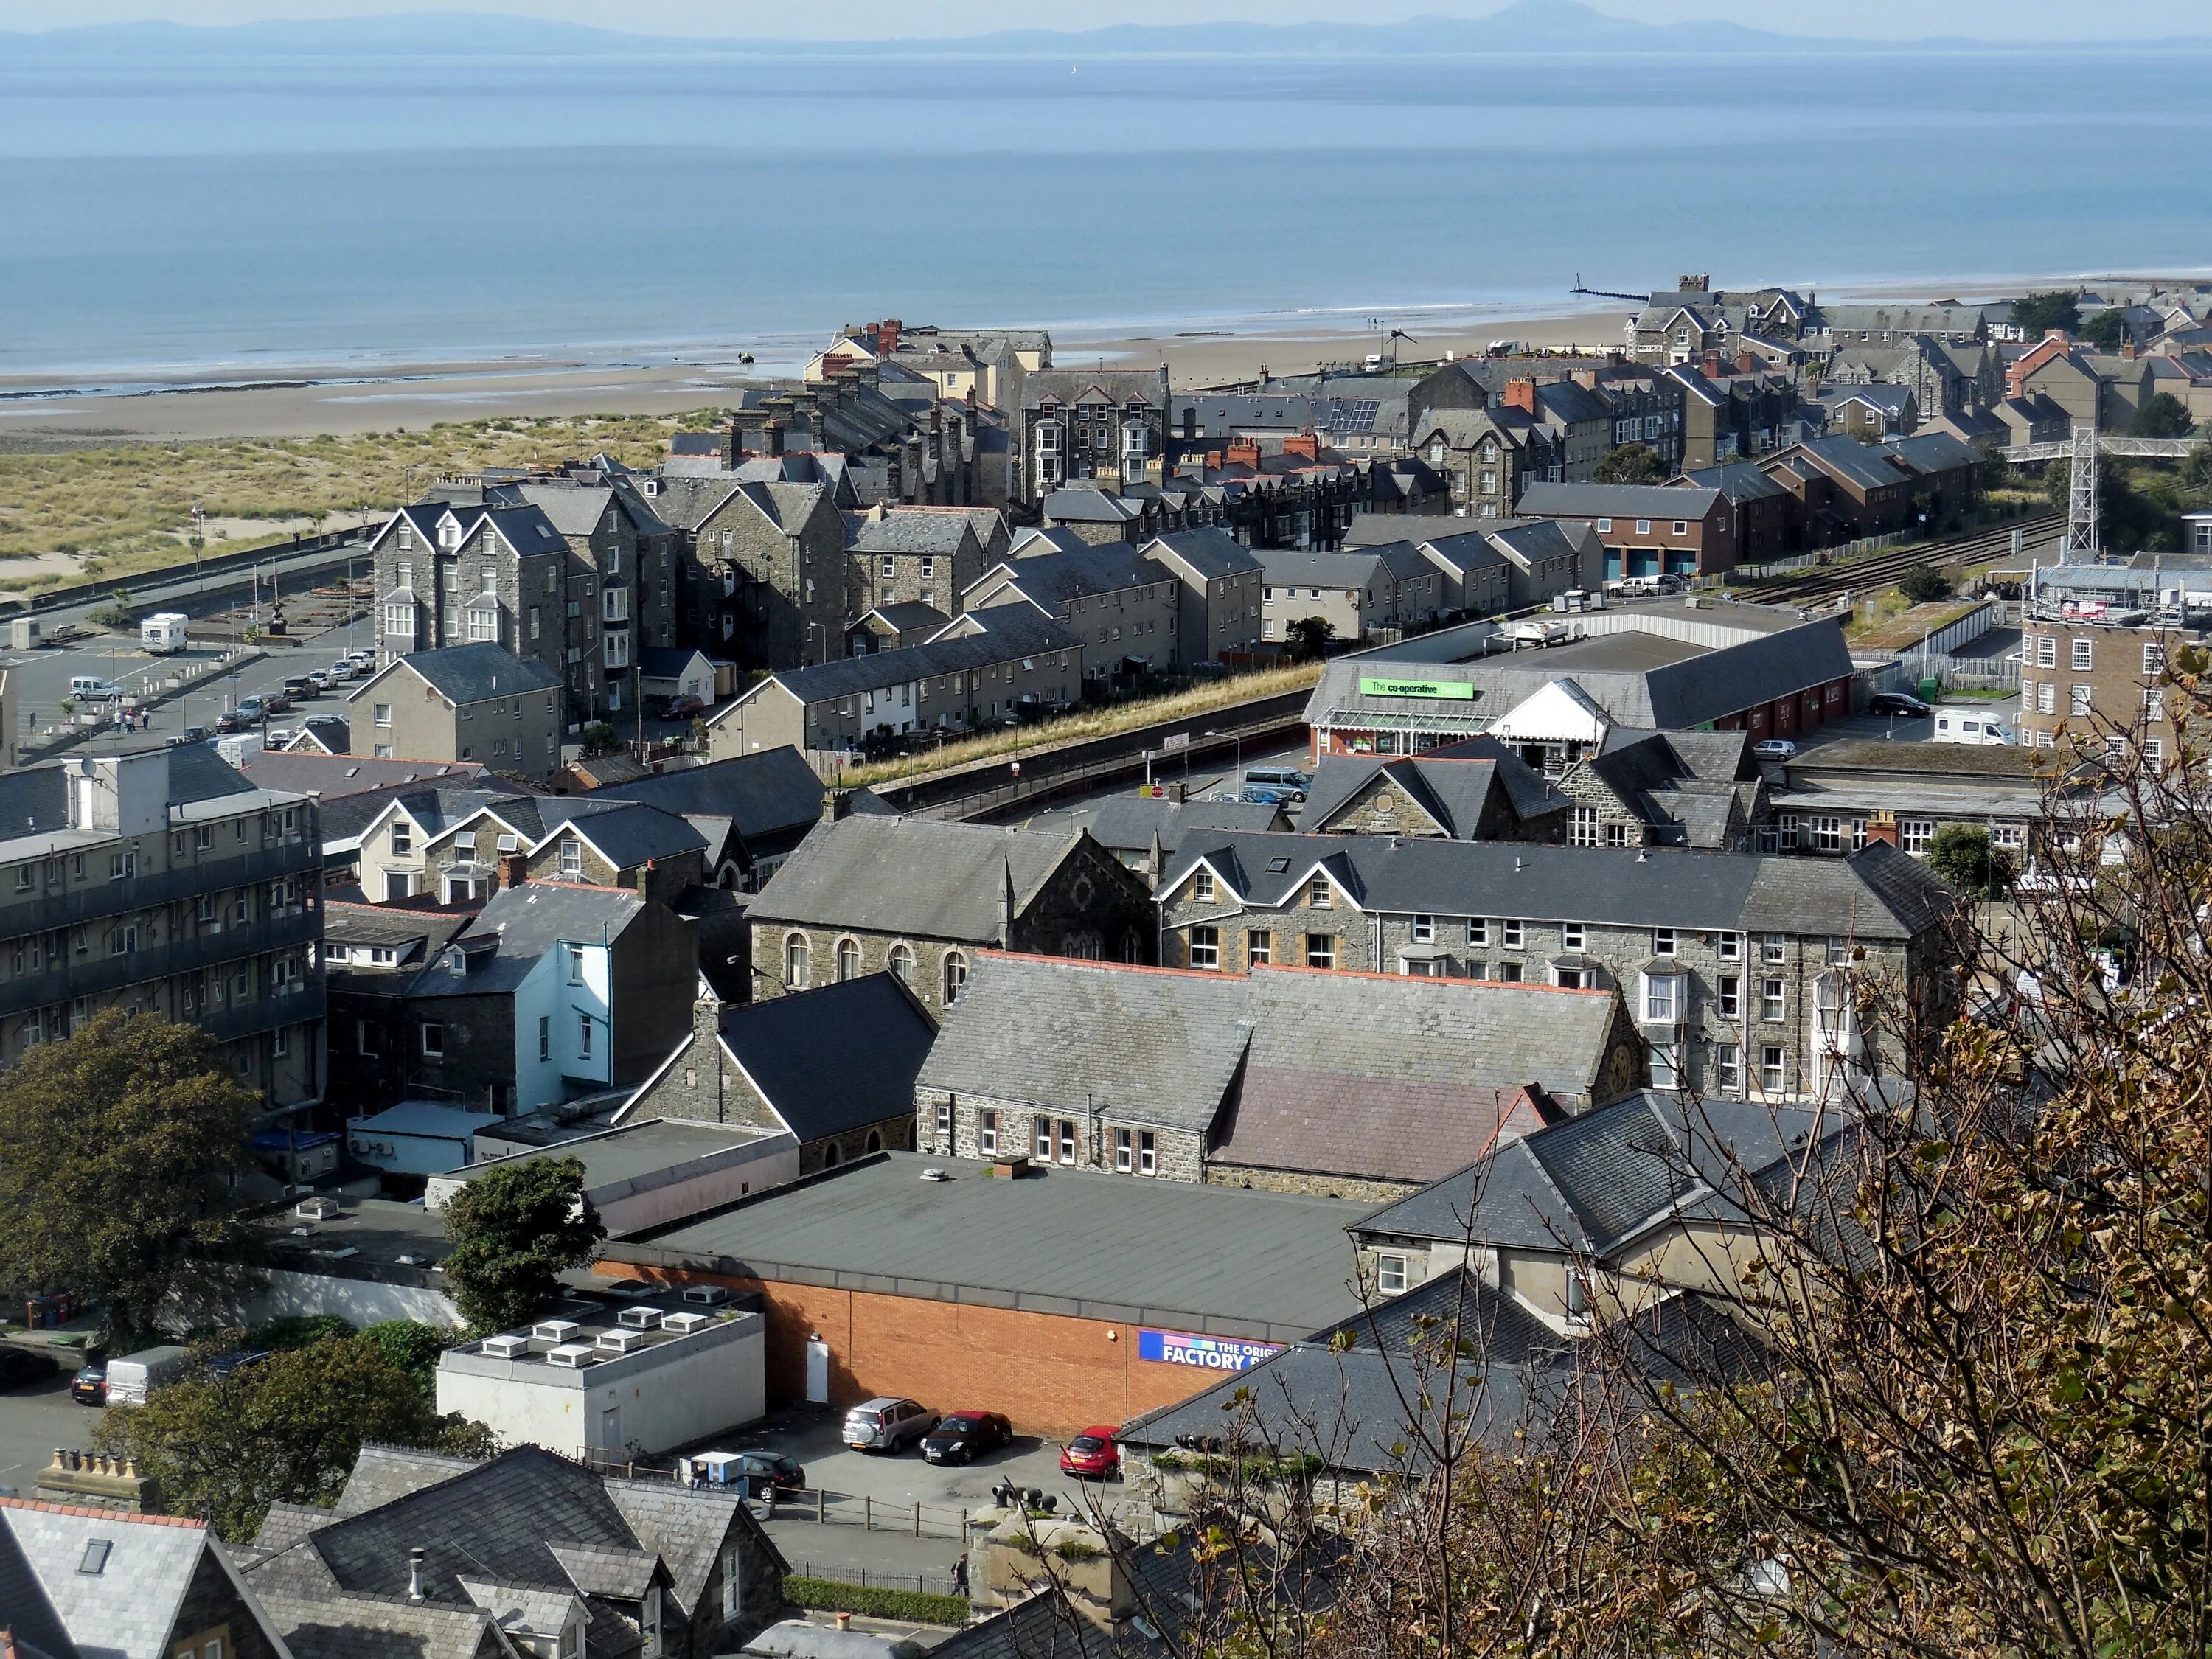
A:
[{"left": 595, "top": 1151, "right": 1369, "bottom": 1436}]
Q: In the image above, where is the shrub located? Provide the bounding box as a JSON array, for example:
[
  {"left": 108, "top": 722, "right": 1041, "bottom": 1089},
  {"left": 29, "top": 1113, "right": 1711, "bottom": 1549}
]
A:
[
  {"left": 783, "top": 1576, "right": 970, "bottom": 1626},
  {"left": 1897, "top": 564, "right": 1952, "bottom": 604}
]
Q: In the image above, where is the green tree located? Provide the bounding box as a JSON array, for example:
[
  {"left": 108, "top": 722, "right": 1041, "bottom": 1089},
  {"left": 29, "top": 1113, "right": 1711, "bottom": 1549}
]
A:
[
  {"left": 1972, "top": 439, "right": 2009, "bottom": 490},
  {"left": 2079, "top": 308, "right": 2129, "bottom": 351},
  {"left": 1897, "top": 563, "right": 1952, "bottom": 603},
  {"left": 2183, "top": 440, "right": 2212, "bottom": 491},
  {"left": 440, "top": 1156, "right": 605, "bottom": 1332},
  {"left": 1926, "top": 822, "right": 2013, "bottom": 891},
  {"left": 1282, "top": 616, "right": 1336, "bottom": 662},
  {"left": 94, "top": 1334, "right": 492, "bottom": 1540},
  {"left": 0, "top": 1012, "right": 258, "bottom": 1345},
  {"left": 2129, "top": 391, "right": 2195, "bottom": 439},
  {"left": 359, "top": 1318, "right": 450, "bottom": 1387},
  {"left": 2010, "top": 288, "right": 2081, "bottom": 335},
  {"left": 1592, "top": 441, "right": 1666, "bottom": 484},
  {"left": 581, "top": 720, "right": 618, "bottom": 757}
]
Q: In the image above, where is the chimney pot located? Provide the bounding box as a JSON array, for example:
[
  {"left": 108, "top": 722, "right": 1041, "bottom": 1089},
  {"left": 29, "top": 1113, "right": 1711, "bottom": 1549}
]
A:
[{"left": 408, "top": 1547, "right": 427, "bottom": 1601}]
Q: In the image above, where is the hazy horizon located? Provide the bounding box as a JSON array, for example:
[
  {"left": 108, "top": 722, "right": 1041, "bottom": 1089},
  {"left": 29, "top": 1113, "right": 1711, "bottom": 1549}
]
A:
[{"left": 0, "top": 0, "right": 2204, "bottom": 44}]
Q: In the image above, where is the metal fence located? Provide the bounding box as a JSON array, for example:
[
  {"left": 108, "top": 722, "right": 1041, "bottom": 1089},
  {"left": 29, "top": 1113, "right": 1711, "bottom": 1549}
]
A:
[{"left": 787, "top": 1561, "right": 966, "bottom": 1600}]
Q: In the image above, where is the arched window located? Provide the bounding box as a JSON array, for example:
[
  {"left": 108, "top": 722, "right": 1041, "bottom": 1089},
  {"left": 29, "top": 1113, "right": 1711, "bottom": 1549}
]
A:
[
  {"left": 835, "top": 938, "right": 860, "bottom": 981},
  {"left": 942, "top": 950, "right": 968, "bottom": 1006},
  {"left": 821, "top": 1142, "right": 841, "bottom": 1169},
  {"left": 783, "top": 933, "right": 810, "bottom": 989},
  {"left": 888, "top": 943, "right": 914, "bottom": 986},
  {"left": 866, "top": 1129, "right": 883, "bottom": 1153}
]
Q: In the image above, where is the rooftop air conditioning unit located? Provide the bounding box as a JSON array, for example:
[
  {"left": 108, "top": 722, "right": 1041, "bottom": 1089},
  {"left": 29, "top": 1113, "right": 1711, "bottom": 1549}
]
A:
[
  {"left": 618, "top": 1307, "right": 665, "bottom": 1329},
  {"left": 681, "top": 1286, "right": 728, "bottom": 1307},
  {"left": 595, "top": 1329, "right": 647, "bottom": 1356},
  {"left": 532, "top": 1319, "right": 582, "bottom": 1344},
  {"left": 660, "top": 1311, "right": 711, "bottom": 1335},
  {"left": 602, "top": 1281, "right": 656, "bottom": 1299},
  {"left": 481, "top": 1334, "right": 531, "bottom": 1359},
  {"left": 294, "top": 1197, "right": 342, "bottom": 1221},
  {"left": 545, "top": 1343, "right": 598, "bottom": 1369}
]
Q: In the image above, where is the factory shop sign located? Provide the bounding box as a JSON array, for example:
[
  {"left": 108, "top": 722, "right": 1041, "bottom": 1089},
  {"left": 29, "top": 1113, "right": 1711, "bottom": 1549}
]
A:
[
  {"left": 1358, "top": 677, "right": 1475, "bottom": 700},
  {"left": 1138, "top": 1328, "right": 1285, "bottom": 1371}
]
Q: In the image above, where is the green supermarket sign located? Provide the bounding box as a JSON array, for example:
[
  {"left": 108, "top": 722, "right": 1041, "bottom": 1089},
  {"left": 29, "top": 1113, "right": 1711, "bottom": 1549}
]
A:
[{"left": 1358, "top": 677, "right": 1475, "bottom": 700}]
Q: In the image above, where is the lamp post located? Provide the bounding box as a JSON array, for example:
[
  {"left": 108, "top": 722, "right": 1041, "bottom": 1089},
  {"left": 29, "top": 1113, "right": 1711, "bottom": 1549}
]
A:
[{"left": 1205, "top": 727, "right": 1241, "bottom": 796}]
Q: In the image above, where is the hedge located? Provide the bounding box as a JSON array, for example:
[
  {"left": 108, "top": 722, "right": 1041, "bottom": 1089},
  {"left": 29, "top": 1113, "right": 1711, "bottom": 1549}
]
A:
[{"left": 784, "top": 1576, "right": 970, "bottom": 1627}]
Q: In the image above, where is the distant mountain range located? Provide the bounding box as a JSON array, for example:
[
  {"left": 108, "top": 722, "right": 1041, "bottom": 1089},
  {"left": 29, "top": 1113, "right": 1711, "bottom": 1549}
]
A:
[{"left": 1, "top": 0, "right": 2205, "bottom": 59}]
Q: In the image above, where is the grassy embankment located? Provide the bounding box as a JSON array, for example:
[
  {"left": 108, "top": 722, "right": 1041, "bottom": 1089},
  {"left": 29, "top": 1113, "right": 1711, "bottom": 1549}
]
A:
[{"left": 0, "top": 412, "right": 726, "bottom": 594}]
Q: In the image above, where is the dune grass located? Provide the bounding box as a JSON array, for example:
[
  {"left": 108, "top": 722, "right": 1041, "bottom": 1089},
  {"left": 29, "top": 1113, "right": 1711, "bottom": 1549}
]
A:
[{"left": 0, "top": 413, "right": 712, "bottom": 588}]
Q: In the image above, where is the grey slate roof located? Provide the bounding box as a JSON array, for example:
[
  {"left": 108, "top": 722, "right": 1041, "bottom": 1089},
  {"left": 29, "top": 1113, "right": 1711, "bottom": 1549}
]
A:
[
  {"left": 619, "top": 1151, "right": 1367, "bottom": 1343},
  {"left": 1080, "top": 796, "right": 1288, "bottom": 860},
  {"left": 235, "top": 754, "right": 495, "bottom": 808},
  {"left": 1677, "top": 461, "right": 1790, "bottom": 500},
  {"left": 745, "top": 815, "right": 1091, "bottom": 942},
  {"left": 1301, "top": 748, "right": 1566, "bottom": 839},
  {"left": 251, "top": 1585, "right": 500, "bottom": 1659},
  {"left": 848, "top": 512, "right": 977, "bottom": 556},
  {"left": 1166, "top": 832, "right": 1955, "bottom": 943},
  {"left": 408, "top": 882, "right": 650, "bottom": 1000},
  {"left": 1007, "top": 526, "right": 1091, "bottom": 557},
  {"left": 590, "top": 748, "right": 824, "bottom": 844},
  {"left": 917, "top": 955, "right": 1618, "bottom": 1184},
  {"left": 378, "top": 644, "right": 563, "bottom": 706},
  {"left": 712, "top": 973, "right": 939, "bottom": 1142},
  {"left": 969, "top": 543, "right": 1154, "bottom": 609},
  {"left": 1517, "top": 481, "right": 1722, "bottom": 521},
  {"left": 1141, "top": 527, "right": 1264, "bottom": 580},
  {"left": 724, "top": 605, "right": 1077, "bottom": 713},
  {"left": 1253, "top": 547, "right": 1394, "bottom": 588},
  {"left": 0, "top": 1500, "right": 219, "bottom": 1659},
  {"left": 552, "top": 801, "right": 709, "bottom": 869}
]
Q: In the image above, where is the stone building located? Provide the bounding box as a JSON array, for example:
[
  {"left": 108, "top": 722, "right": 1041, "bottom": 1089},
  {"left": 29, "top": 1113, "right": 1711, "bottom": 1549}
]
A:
[
  {"left": 344, "top": 642, "right": 564, "bottom": 782},
  {"left": 745, "top": 815, "right": 1155, "bottom": 1015},
  {"left": 846, "top": 504, "right": 1007, "bottom": 618},
  {"left": 0, "top": 746, "right": 323, "bottom": 1110},
  {"left": 1155, "top": 831, "right": 1961, "bottom": 1105},
  {"left": 648, "top": 473, "right": 852, "bottom": 669},
  {"left": 1138, "top": 528, "right": 1267, "bottom": 663},
  {"left": 1298, "top": 743, "right": 1571, "bottom": 841},
  {"left": 1545, "top": 726, "right": 1767, "bottom": 849},
  {"left": 415, "top": 797, "right": 709, "bottom": 905},
  {"left": 1014, "top": 368, "right": 1172, "bottom": 507},
  {"left": 914, "top": 952, "right": 1646, "bottom": 1202},
  {"left": 964, "top": 543, "right": 1184, "bottom": 677},
  {"left": 622, "top": 973, "right": 938, "bottom": 1175}
]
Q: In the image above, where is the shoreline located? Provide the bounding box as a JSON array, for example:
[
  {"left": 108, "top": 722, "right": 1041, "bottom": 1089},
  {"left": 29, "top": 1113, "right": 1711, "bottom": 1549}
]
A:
[{"left": 3, "top": 269, "right": 2205, "bottom": 446}]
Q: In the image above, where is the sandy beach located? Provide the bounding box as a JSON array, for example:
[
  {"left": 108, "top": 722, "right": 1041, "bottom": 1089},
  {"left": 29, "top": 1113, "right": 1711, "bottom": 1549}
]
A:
[{"left": 0, "top": 270, "right": 2194, "bottom": 448}]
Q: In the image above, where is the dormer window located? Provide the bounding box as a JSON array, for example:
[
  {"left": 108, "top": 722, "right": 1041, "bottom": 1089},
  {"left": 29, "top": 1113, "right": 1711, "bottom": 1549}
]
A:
[{"left": 439, "top": 520, "right": 461, "bottom": 550}]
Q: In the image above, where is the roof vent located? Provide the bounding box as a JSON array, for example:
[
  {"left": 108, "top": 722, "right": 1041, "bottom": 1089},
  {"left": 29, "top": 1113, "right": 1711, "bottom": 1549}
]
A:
[
  {"left": 595, "top": 1329, "right": 647, "bottom": 1356},
  {"left": 545, "top": 1343, "right": 598, "bottom": 1369},
  {"left": 618, "top": 1306, "right": 665, "bottom": 1329},
  {"left": 661, "top": 1310, "right": 712, "bottom": 1335},
  {"left": 920, "top": 1167, "right": 949, "bottom": 1181},
  {"left": 481, "top": 1334, "right": 530, "bottom": 1359},
  {"left": 681, "top": 1285, "right": 729, "bottom": 1307},
  {"left": 530, "top": 1318, "right": 582, "bottom": 1344}
]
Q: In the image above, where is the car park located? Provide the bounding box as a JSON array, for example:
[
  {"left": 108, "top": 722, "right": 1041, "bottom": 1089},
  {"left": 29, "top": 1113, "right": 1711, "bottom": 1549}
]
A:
[
  {"left": 1868, "top": 692, "right": 1933, "bottom": 719},
  {"left": 1059, "top": 1425, "right": 1121, "bottom": 1480},
  {"left": 922, "top": 1410, "right": 1012, "bottom": 1466},
  {"left": 69, "top": 1364, "right": 107, "bottom": 1405},
  {"left": 843, "top": 1396, "right": 939, "bottom": 1453},
  {"left": 1750, "top": 738, "right": 1797, "bottom": 761}
]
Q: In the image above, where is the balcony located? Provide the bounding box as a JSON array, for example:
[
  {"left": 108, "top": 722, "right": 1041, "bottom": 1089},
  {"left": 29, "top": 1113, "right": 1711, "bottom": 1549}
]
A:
[
  {"left": 0, "top": 842, "right": 319, "bottom": 939},
  {"left": 0, "top": 904, "right": 323, "bottom": 1022}
]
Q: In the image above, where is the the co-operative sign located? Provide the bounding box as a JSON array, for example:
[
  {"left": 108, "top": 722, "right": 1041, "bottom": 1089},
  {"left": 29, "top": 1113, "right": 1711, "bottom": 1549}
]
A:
[
  {"left": 1138, "top": 1328, "right": 1285, "bottom": 1372},
  {"left": 1359, "top": 676, "right": 1474, "bottom": 700}
]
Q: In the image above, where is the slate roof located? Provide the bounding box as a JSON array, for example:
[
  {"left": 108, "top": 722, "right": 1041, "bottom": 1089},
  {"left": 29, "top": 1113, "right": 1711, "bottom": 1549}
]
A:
[
  {"left": 1352, "top": 1090, "right": 1837, "bottom": 1256},
  {"left": 1517, "top": 481, "right": 1723, "bottom": 521},
  {"left": 1253, "top": 547, "right": 1397, "bottom": 588},
  {"left": 1770, "top": 434, "right": 1907, "bottom": 494},
  {"left": 1141, "top": 527, "right": 1264, "bottom": 580},
  {"left": 408, "top": 882, "right": 650, "bottom": 1000},
  {"left": 549, "top": 801, "right": 709, "bottom": 869},
  {"left": 236, "top": 753, "right": 494, "bottom": 808},
  {"left": 0, "top": 1500, "right": 223, "bottom": 1659},
  {"left": 745, "top": 815, "right": 1091, "bottom": 942},
  {"left": 1881, "top": 431, "right": 1983, "bottom": 476},
  {"left": 251, "top": 1586, "right": 501, "bottom": 1659},
  {"left": 969, "top": 543, "right": 1155, "bottom": 609},
  {"left": 1164, "top": 832, "right": 1955, "bottom": 943},
  {"left": 618, "top": 1151, "right": 1367, "bottom": 1343},
  {"left": 373, "top": 644, "right": 563, "bottom": 706},
  {"left": 854, "top": 601, "right": 950, "bottom": 637},
  {"left": 847, "top": 512, "right": 975, "bottom": 557},
  {"left": 590, "top": 748, "right": 824, "bottom": 844},
  {"left": 1301, "top": 749, "right": 1566, "bottom": 839},
  {"left": 721, "top": 606, "right": 1077, "bottom": 712},
  {"left": 1080, "top": 796, "right": 1287, "bottom": 860},
  {"left": 1677, "top": 461, "right": 1791, "bottom": 501},
  {"left": 1007, "top": 526, "right": 1091, "bottom": 557},
  {"left": 708, "top": 974, "right": 939, "bottom": 1141},
  {"left": 918, "top": 955, "right": 1616, "bottom": 1184}
]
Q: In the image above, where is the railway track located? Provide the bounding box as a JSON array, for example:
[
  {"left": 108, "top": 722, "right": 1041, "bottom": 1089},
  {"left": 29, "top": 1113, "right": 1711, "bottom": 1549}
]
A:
[{"left": 1744, "top": 513, "right": 2063, "bottom": 606}]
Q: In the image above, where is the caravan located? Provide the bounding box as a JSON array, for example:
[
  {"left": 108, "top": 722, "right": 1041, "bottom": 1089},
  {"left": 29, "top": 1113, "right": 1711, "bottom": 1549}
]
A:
[{"left": 1931, "top": 709, "right": 2016, "bottom": 746}]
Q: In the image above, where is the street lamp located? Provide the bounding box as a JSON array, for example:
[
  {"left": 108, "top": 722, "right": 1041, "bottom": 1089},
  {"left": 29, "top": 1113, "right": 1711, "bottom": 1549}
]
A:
[{"left": 1205, "top": 727, "right": 1241, "bottom": 795}]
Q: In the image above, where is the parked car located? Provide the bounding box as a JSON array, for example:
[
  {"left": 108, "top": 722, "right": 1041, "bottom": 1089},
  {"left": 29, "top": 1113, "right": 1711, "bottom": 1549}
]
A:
[
  {"left": 262, "top": 691, "right": 293, "bottom": 714},
  {"left": 307, "top": 669, "right": 335, "bottom": 690},
  {"left": 69, "top": 1364, "right": 108, "bottom": 1405},
  {"left": 1868, "top": 692, "right": 1933, "bottom": 719},
  {"left": 1750, "top": 738, "right": 1797, "bottom": 761},
  {"left": 0, "top": 1348, "right": 60, "bottom": 1393},
  {"left": 843, "top": 1396, "right": 939, "bottom": 1453},
  {"left": 734, "top": 1451, "right": 806, "bottom": 1493},
  {"left": 922, "top": 1410, "right": 1012, "bottom": 1466},
  {"left": 1241, "top": 765, "right": 1312, "bottom": 803},
  {"left": 281, "top": 675, "right": 318, "bottom": 701},
  {"left": 1059, "top": 1426, "right": 1121, "bottom": 1480},
  {"left": 659, "top": 695, "right": 706, "bottom": 722},
  {"left": 203, "top": 1348, "right": 271, "bottom": 1382},
  {"left": 168, "top": 726, "right": 210, "bottom": 747},
  {"left": 233, "top": 695, "right": 268, "bottom": 723},
  {"left": 214, "top": 709, "right": 250, "bottom": 734}
]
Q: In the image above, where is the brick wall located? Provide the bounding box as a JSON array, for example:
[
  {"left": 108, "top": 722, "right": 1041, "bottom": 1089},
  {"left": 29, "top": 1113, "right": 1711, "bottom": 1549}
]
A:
[{"left": 599, "top": 1263, "right": 1221, "bottom": 1436}]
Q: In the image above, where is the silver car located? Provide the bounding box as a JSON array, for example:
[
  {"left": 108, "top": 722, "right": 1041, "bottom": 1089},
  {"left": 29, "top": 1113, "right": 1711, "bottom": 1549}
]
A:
[{"left": 842, "top": 1397, "right": 938, "bottom": 1453}]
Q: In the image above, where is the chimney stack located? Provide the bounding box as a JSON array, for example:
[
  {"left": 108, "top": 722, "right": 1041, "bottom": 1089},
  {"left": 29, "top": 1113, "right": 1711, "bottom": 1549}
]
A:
[
  {"left": 877, "top": 319, "right": 902, "bottom": 355},
  {"left": 1738, "top": 348, "right": 1758, "bottom": 375},
  {"left": 1703, "top": 349, "right": 1724, "bottom": 378},
  {"left": 1503, "top": 378, "right": 1538, "bottom": 415},
  {"left": 499, "top": 852, "right": 528, "bottom": 890},
  {"left": 1863, "top": 811, "right": 1899, "bottom": 847},
  {"left": 2121, "top": 338, "right": 2139, "bottom": 360},
  {"left": 408, "top": 1548, "right": 427, "bottom": 1601},
  {"left": 723, "top": 419, "right": 739, "bottom": 473}
]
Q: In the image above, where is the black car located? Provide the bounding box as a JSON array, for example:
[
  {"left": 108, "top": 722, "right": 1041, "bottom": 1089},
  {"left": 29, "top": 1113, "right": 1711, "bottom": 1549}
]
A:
[
  {"left": 735, "top": 1451, "right": 805, "bottom": 1493},
  {"left": 922, "top": 1410, "right": 1013, "bottom": 1466},
  {"left": 69, "top": 1364, "right": 107, "bottom": 1405},
  {"left": 1868, "top": 692, "right": 1933, "bottom": 719}
]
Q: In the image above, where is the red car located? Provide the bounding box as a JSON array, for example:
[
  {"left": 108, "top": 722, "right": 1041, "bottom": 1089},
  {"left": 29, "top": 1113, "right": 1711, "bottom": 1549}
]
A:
[{"left": 1059, "top": 1425, "right": 1121, "bottom": 1479}]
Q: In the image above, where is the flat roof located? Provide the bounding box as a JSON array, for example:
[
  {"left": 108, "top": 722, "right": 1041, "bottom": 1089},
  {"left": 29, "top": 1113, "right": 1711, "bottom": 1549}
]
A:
[
  {"left": 258, "top": 1197, "right": 454, "bottom": 1272},
  {"left": 609, "top": 1152, "right": 1369, "bottom": 1344},
  {"left": 441, "top": 1119, "right": 781, "bottom": 1192},
  {"left": 1518, "top": 631, "right": 1704, "bottom": 675}
]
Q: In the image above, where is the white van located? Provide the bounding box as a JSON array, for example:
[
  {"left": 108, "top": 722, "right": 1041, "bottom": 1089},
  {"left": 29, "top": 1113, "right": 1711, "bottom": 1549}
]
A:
[
  {"left": 69, "top": 675, "right": 122, "bottom": 702},
  {"left": 1932, "top": 709, "right": 2016, "bottom": 746},
  {"left": 140, "top": 612, "right": 189, "bottom": 653}
]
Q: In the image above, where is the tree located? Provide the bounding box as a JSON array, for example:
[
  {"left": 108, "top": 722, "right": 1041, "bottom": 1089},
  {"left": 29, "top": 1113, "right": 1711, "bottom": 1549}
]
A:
[
  {"left": 359, "top": 1318, "right": 451, "bottom": 1386},
  {"left": 2011, "top": 288, "right": 2081, "bottom": 335},
  {"left": 1593, "top": 441, "right": 1666, "bottom": 484},
  {"left": 1897, "top": 563, "right": 1952, "bottom": 603},
  {"left": 1926, "top": 822, "right": 2013, "bottom": 891},
  {"left": 2129, "top": 391, "right": 2195, "bottom": 439},
  {"left": 440, "top": 1157, "right": 604, "bottom": 1332},
  {"left": 581, "top": 720, "right": 618, "bottom": 757},
  {"left": 2079, "top": 307, "right": 2129, "bottom": 351},
  {"left": 1282, "top": 616, "right": 1335, "bottom": 662},
  {"left": 0, "top": 1013, "right": 258, "bottom": 1346},
  {"left": 94, "top": 1334, "right": 491, "bottom": 1540}
]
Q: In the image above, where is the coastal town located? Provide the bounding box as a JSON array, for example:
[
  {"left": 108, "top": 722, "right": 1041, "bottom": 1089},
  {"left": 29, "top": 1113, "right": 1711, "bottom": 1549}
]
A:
[{"left": 1, "top": 264, "right": 2209, "bottom": 1659}]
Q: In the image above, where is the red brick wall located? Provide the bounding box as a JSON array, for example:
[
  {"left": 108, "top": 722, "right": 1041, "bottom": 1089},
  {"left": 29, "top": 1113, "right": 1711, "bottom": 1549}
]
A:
[{"left": 598, "top": 1264, "right": 1212, "bottom": 1437}]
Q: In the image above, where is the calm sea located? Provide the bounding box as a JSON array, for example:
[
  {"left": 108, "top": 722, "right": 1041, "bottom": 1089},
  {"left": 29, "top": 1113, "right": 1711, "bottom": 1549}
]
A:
[{"left": 1, "top": 48, "right": 2208, "bottom": 380}]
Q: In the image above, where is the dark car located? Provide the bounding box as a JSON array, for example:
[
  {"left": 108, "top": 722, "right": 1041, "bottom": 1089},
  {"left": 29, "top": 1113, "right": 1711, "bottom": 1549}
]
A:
[
  {"left": 203, "top": 1348, "right": 271, "bottom": 1382},
  {"left": 0, "top": 1348, "right": 60, "bottom": 1393},
  {"left": 659, "top": 695, "right": 706, "bottom": 721},
  {"left": 1868, "top": 691, "right": 1933, "bottom": 719},
  {"left": 262, "top": 691, "right": 293, "bottom": 714},
  {"left": 214, "top": 709, "right": 250, "bottom": 733},
  {"left": 922, "top": 1410, "right": 1012, "bottom": 1466},
  {"left": 735, "top": 1451, "right": 805, "bottom": 1493},
  {"left": 1060, "top": 1426, "right": 1121, "bottom": 1480},
  {"left": 169, "top": 725, "right": 211, "bottom": 747},
  {"left": 69, "top": 1364, "right": 107, "bottom": 1405}
]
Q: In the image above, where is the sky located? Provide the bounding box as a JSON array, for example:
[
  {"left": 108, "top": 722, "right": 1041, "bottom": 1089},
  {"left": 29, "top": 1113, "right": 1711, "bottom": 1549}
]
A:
[{"left": 0, "top": 0, "right": 2202, "bottom": 41}]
